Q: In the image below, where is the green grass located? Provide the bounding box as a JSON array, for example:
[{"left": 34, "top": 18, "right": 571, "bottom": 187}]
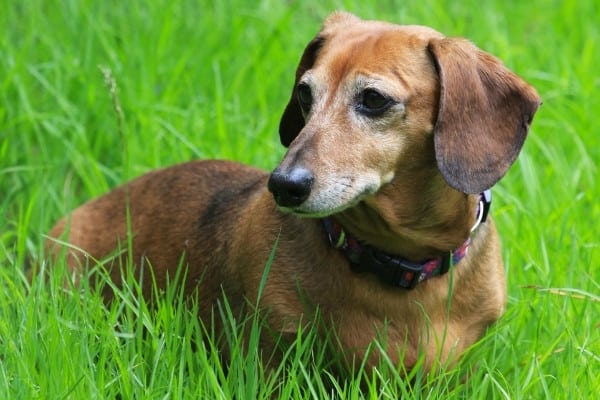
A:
[{"left": 1, "top": 0, "right": 599, "bottom": 398}]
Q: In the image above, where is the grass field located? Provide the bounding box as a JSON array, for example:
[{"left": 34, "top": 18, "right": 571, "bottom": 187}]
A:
[{"left": 1, "top": 0, "right": 599, "bottom": 398}]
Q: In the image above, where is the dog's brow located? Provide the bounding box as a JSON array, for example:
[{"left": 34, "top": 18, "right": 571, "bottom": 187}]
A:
[
  {"left": 388, "top": 68, "right": 410, "bottom": 90},
  {"left": 298, "top": 70, "right": 314, "bottom": 84}
]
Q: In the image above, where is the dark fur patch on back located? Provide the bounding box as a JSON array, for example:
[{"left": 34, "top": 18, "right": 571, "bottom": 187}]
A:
[{"left": 198, "top": 175, "right": 264, "bottom": 231}]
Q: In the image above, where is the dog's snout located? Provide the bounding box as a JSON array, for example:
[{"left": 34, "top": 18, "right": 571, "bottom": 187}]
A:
[{"left": 268, "top": 167, "right": 314, "bottom": 208}]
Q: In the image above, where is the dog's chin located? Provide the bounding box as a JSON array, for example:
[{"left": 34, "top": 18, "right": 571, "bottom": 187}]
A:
[
  {"left": 278, "top": 206, "right": 344, "bottom": 219},
  {"left": 277, "top": 189, "right": 374, "bottom": 218}
]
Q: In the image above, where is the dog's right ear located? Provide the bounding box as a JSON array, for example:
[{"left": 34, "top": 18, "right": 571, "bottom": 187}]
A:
[{"left": 278, "top": 35, "right": 325, "bottom": 147}]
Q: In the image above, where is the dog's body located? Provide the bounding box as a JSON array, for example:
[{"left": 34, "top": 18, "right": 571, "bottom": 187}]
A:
[{"left": 47, "top": 12, "right": 540, "bottom": 373}]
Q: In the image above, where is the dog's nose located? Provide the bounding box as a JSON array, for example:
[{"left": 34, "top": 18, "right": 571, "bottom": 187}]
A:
[{"left": 268, "top": 167, "right": 313, "bottom": 207}]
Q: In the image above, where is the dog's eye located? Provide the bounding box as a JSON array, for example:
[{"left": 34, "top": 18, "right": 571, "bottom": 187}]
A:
[
  {"left": 296, "top": 84, "right": 313, "bottom": 113},
  {"left": 358, "top": 89, "right": 394, "bottom": 115}
]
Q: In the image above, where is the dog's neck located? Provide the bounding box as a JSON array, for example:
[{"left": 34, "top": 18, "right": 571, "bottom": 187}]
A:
[
  {"left": 325, "top": 190, "right": 491, "bottom": 288},
  {"left": 331, "top": 183, "right": 483, "bottom": 262}
]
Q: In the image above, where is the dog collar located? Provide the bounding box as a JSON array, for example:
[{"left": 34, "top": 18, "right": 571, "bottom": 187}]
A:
[{"left": 322, "top": 190, "right": 491, "bottom": 289}]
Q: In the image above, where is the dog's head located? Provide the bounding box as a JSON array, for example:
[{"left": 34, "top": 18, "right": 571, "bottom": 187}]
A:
[{"left": 268, "top": 12, "right": 541, "bottom": 217}]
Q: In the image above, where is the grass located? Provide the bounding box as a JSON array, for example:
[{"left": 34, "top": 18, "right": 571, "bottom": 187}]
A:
[{"left": 1, "top": 0, "right": 599, "bottom": 398}]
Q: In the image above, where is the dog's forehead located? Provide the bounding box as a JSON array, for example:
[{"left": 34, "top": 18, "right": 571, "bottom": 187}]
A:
[
  {"left": 313, "top": 23, "right": 444, "bottom": 79},
  {"left": 327, "top": 21, "right": 443, "bottom": 49}
]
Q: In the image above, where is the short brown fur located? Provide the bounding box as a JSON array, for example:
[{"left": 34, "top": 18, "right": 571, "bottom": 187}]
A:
[{"left": 46, "top": 12, "right": 540, "bottom": 374}]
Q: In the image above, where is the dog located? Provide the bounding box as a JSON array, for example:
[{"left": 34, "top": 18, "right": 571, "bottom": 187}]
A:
[{"left": 46, "top": 12, "right": 540, "bottom": 374}]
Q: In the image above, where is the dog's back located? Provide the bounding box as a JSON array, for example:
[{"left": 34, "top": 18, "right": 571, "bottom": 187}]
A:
[{"left": 47, "top": 161, "right": 265, "bottom": 302}]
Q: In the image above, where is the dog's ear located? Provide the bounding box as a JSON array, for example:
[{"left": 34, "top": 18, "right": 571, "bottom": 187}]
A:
[
  {"left": 278, "top": 35, "right": 325, "bottom": 147},
  {"left": 428, "top": 38, "right": 541, "bottom": 194}
]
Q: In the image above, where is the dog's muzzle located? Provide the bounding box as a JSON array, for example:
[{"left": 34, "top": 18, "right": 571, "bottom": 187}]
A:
[{"left": 268, "top": 167, "right": 314, "bottom": 208}]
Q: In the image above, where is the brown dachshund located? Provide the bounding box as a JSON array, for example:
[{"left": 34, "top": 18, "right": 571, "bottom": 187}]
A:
[{"left": 46, "top": 12, "right": 541, "bottom": 373}]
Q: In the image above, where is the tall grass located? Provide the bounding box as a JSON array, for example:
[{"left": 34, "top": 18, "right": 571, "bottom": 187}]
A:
[{"left": 1, "top": 0, "right": 599, "bottom": 398}]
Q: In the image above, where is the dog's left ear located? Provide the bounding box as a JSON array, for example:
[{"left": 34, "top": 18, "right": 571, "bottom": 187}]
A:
[
  {"left": 428, "top": 38, "right": 541, "bottom": 194},
  {"left": 278, "top": 35, "right": 325, "bottom": 147}
]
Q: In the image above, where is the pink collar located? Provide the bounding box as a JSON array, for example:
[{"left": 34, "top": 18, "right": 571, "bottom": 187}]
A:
[{"left": 322, "top": 190, "right": 491, "bottom": 289}]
